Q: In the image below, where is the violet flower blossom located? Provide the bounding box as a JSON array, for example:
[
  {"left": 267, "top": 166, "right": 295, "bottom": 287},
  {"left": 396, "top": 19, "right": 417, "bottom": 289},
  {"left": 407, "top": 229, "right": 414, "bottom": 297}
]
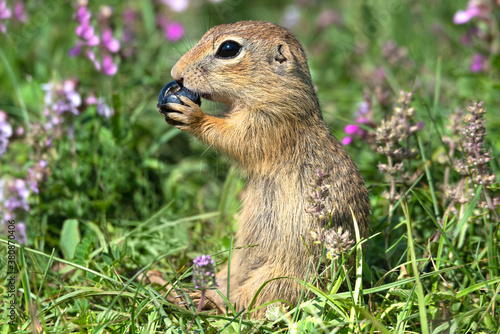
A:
[
  {"left": 0, "top": 178, "right": 29, "bottom": 244},
  {"left": 0, "top": 179, "right": 30, "bottom": 244},
  {"left": 157, "top": 16, "right": 184, "bottom": 42},
  {"left": 470, "top": 53, "right": 485, "bottom": 72},
  {"left": 0, "top": 0, "right": 12, "bottom": 34},
  {"left": 13, "top": 1, "right": 26, "bottom": 22},
  {"left": 69, "top": 3, "right": 120, "bottom": 76},
  {"left": 27, "top": 159, "right": 48, "bottom": 194},
  {"left": 75, "top": 6, "right": 99, "bottom": 46},
  {"left": 187, "top": 254, "right": 217, "bottom": 332},
  {"left": 86, "top": 95, "right": 114, "bottom": 118},
  {"left": 102, "top": 28, "right": 120, "bottom": 52},
  {"left": 42, "top": 79, "right": 82, "bottom": 131},
  {"left": 4, "top": 179, "right": 30, "bottom": 219},
  {"left": 162, "top": 21, "right": 184, "bottom": 42},
  {"left": 0, "top": 110, "right": 13, "bottom": 156},
  {"left": 341, "top": 101, "right": 373, "bottom": 145},
  {"left": 192, "top": 255, "right": 217, "bottom": 290},
  {"left": 162, "top": 0, "right": 189, "bottom": 12},
  {"left": 453, "top": 1, "right": 483, "bottom": 24},
  {"left": 17, "top": 222, "right": 27, "bottom": 244},
  {"left": 97, "top": 98, "right": 114, "bottom": 118}
]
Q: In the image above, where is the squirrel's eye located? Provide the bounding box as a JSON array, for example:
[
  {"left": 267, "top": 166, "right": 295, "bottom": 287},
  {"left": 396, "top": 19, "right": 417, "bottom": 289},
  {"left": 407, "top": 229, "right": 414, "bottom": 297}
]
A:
[{"left": 216, "top": 41, "right": 241, "bottom": 59}]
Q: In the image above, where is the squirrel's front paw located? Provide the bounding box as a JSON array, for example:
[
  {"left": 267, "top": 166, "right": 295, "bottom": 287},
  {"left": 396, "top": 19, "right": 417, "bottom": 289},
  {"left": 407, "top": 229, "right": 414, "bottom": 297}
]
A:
[{"left": 160, "top": 96, "right": 205, "bottom": 131}]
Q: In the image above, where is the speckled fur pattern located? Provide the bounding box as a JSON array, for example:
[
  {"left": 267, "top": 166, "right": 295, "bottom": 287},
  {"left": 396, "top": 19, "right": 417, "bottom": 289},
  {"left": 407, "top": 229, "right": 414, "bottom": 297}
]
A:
[{"left": 163, "top": 21, "right": 370, "bottom": 318}]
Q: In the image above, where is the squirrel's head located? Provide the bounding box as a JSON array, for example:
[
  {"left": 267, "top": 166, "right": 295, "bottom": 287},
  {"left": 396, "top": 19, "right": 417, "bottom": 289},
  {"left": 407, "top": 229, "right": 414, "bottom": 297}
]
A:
[{"left": 171, "top": 21, "right": 318, "bottom": 112}]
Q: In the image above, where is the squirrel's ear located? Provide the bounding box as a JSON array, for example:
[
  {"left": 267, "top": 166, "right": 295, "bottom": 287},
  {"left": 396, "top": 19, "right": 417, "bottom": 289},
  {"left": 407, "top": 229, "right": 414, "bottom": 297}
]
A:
[{"left": 271, "top": 43, "right": 293, "bottom": 75}]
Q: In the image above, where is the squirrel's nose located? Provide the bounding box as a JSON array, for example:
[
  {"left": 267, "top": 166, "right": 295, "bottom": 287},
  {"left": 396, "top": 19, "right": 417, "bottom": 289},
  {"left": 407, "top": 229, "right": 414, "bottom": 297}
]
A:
[{"left": 171, "top": 63, "right": 183, "bottom": 82}]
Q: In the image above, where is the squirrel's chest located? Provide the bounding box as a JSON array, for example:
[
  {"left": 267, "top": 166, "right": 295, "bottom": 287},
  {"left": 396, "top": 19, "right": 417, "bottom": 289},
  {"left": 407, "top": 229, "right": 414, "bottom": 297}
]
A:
[{"left": 236, "top": 175, "right": 312, "bottom": 243}]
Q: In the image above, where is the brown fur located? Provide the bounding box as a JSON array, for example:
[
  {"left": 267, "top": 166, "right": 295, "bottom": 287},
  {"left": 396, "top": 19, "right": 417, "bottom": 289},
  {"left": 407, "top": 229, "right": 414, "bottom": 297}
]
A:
[{"left": 164, "top": 21, "right": 370, "bottom": 317}]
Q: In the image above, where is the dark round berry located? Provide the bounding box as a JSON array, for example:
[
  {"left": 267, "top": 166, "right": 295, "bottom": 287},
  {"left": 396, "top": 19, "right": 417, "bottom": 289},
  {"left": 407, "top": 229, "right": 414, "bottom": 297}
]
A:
[{"left": 157, "top": 80, "right": 201, "bottom": 118}]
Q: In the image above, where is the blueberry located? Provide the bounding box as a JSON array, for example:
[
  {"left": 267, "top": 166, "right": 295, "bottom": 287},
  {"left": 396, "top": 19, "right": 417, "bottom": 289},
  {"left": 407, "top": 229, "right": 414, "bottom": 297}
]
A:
[{"left": 157, "top": 81, "right": 201, "bottom": 118}]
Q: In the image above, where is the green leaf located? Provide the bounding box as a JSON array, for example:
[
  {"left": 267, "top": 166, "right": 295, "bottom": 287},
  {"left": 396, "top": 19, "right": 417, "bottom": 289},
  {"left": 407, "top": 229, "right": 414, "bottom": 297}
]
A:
[
  {"left": 60, "top": 219, "right": 81, "bottom": 260},
  {"left": 425, "top": 290, "right": 456, "bottom": 303},
  {"left": 388, "top": 288, "right": 412, "bottom": 299}
]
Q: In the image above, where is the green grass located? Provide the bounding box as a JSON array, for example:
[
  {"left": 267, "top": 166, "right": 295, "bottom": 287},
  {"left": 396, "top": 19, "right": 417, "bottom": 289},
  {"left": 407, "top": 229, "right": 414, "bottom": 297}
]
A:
[{"left": 1, "top": 0, "right": 499, "bottom": 333}]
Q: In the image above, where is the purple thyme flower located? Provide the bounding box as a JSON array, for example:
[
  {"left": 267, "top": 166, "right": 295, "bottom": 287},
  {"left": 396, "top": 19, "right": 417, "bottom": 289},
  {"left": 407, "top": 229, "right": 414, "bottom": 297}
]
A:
[
  {"left": 42, "top": 79, "right": 82, "bottom": 132},
  {"left": 102, "top": 54, "right": 118, "bottom": 76},
  {"left": 341, "top": 136, "right": 353, "bottom": 146},
  {"left": 0, "top": 0, "right": 12, "bottom": 34},
  {"left": 158, "top": 19, "right": 184, "bottom": 42},
  {"left": 75, "top": 6, "right": 99, "bottom": 46},
  {"left": 102, "top": 28, "right": 120, "bottom": 53},
  {"left": 85, "top": 49, "right": 101, "bottom": 70},
  {"left": 341, "top": 99, "right": 376, "bottom": 146},
  {"left": 344, "top": 124, "right": 359, "bottom": 135},
  {"left": 162, "top": 0, "right": 189, "bottom": 12},
  {"left": 16, "top": 222, "right": 27, "bottom": 244},
  {"left": 192, "top": 254, "right": 217, "bottom": 290},
  {"left": 4, "top": 179, "right": 30, "bottom": 214},
  {"left": 70, "top": 3, "right": 120, "bottom": 76},
  {"left": 96, "top": 98, "right": 114, "bottom": 118},
  {"left": 27, "top": 159, "right": 49, "bottom": 194},
  {"left": 13, "top": 1, "right": 26, "bottom": 22},
  {"left": 470, "top": 53, "right": 486, "bottom": 72},
  {"left": 68, "top": 42, "right": 83, "bottom": 57},
  {"left": 454, "top": 1, "right": 483, "bottom": 24},
  {"left": 87, "top": 95, "right": 114, "bottom": 118},
  {"left": 0, "top": 110, "right": 13, "bottom": 156},
  {"left": 0, "top": 179, "right": 28, "bottom": 244}
]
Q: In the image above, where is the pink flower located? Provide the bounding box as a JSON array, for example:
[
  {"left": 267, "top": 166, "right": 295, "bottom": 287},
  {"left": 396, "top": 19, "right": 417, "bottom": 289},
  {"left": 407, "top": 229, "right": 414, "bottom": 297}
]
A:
[
  {"left": 0, "top": 0, "right": 11, "bottom": 19},
  {"left": 355, "top": 117, "right": 370, "bottom": 124},
  {"left": 17, "top": 222, "right": 27, "bottom": 244},
  {"left": 68, "top": 42, "right": 82, "bottom": 57},
  {"left": 0, "top": 0, "right": 12, "bottom": 34},
  {"left": 102, "top": 54, "right": 118, "bottom": 76},
  {"left": 123, "top": 8, "right": 135, "bottom": 21},
  {"left": 86, "top": 34, "right": 100, "bottom": 46},
  {"left": 85, "top": 94, "right": 97, "bottom": 105},
  {"left": 344, "top": 124, "right": 359, "bottom": 135},
  {"left": 77, "top": 6, "right": 91, "bottom": 22},
  {"left": 96, "top": 98, "right": 114, "bottom": 118},
  {"left": 102, "top": 29, "right": 120, "bottom": 53},
  {"left": 470, "top": 53, "right": 485, "bottom": 72},
  {"left": 453, "top": 1, "right": 482, "bottom": 24},
  {"left": 15, "top": 126, "right": 24, "bottom": 136},
  {"left": 4, "top": 179, "right": 30, "bottom": 212},
  {"left": 163, "top": 22, "right": 184, "bottom": 42},
  {"left": 72, "top": 4, "right": 120, "bottom": 76},
  {"left": 86, "top": 49, "right": 101, "bottom": 70},
  {"left": 341, "top": 136, "right": 353, "bottom": 146},
  {"left": 13, "top": 1, "right": 26, "bottom": 22},
  {"left": 0, "top": 110, "right": 13, "bottom": 156},
  {"left": 355, "top": 101, "right": 370, "bottom": 116},
  {"left": 162, "top": 0, "right": 189, "bottom": 12}
]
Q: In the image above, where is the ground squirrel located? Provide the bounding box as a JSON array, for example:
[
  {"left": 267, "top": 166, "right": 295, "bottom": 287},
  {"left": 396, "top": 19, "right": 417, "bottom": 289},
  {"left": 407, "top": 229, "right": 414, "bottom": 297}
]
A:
[{"left": 160, "top": 20, "right": 370, "bottom": 317}]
